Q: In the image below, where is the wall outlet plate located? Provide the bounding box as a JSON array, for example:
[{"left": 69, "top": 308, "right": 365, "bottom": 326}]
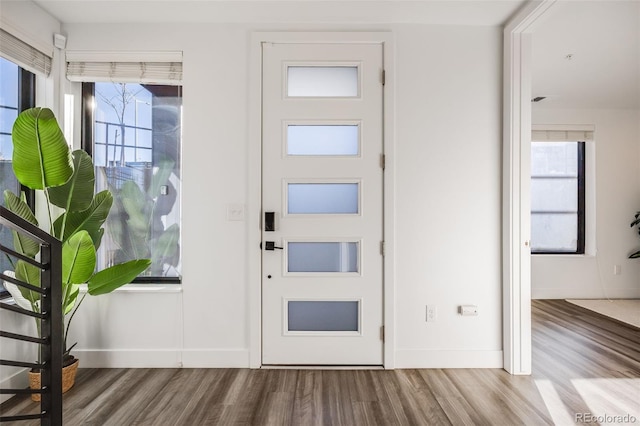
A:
[
  {"left": 426, "top": 305, "right": 437, "bottom": 322},
  {"left": 459, "top": 305, "right": 478, "bottom": 316}
]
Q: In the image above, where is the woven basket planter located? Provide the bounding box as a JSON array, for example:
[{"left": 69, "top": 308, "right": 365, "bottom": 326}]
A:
[{"left": 28, "top": 359, "right": 79, "bottom": 402}]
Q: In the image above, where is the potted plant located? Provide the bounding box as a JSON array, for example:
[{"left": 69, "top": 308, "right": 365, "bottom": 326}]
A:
[
  {"left": 2, "top": 107, "right": 151, "bottom": 399},
  {"left": 630, "top": 211, "right": 640, "bottom": 259}
]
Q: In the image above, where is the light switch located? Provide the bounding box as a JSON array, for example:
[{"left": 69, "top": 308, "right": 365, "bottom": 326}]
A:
[{"left": 227, "top": 204, "right": 245, "bottom": 221}]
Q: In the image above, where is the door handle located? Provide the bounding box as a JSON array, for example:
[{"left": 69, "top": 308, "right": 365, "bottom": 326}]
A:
[
  {"left": 265, "top": 212, "right": 276, "bottom": 231},
  {"left": 264, "top": 241, "right": 283, "bottom": 251}
]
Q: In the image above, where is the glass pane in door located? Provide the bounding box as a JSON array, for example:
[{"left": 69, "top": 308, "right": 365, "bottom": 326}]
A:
[
  {"left": 287, "top": 125, "right": 359, "bottom": 156},
  {"left": 288, "top": 241, "right": 359, "bottom": 273},
  {"left": 288, "top": 301, "right": 359, "bottom": 331},
  {"left": 288, "top": 183, "right": 358, "bottom": 214},
  {"left": 287, "top": 67, "right": 358, "bottom": 97}
]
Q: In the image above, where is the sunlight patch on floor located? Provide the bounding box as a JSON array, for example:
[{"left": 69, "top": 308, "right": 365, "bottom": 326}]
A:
[
  {"left": 534, "top": 379, "right": 575, "bottom": 426},
  {"left": 572, "top": 378, "right": 640, "bottom": 425}
]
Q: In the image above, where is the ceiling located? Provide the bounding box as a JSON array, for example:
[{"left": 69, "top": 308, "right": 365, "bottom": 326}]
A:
[
  {"left": 30, "top": 0, "right": 528, "bottom": 26},
  {"left": 26, "top": 0, "right": 640, "bottom": 110},
  {"left": 532, "top": 0, "right": 640, "bottom": 110}
]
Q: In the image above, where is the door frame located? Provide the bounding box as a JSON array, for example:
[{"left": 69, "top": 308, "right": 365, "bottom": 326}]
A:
[
  {"left": 502, "top": 0, "right": 557, "bottom": 375},
  {"left": 248, "top": 32, "right": 396, "bottom": 368}
]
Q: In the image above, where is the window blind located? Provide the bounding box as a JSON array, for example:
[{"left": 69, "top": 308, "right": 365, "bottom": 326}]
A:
[
  {"left": 532, "top": 129, "right": 593, "bottom": 142},
  {"left": 0, "top": 28, "right": 52, "bottom": 76},
  {"left": 66, "top": 51, "right": 183, "bottom": 85}
]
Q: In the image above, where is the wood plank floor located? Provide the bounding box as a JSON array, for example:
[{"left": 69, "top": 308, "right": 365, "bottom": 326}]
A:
[{"left": 1, "top": 300, "right": 638, "bottom": 425}]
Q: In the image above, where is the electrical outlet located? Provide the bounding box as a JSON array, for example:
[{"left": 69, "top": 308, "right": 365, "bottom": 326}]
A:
[
  {"left": 613, "top": 265, "right": 622, "bottom": 275},
  {"left": 459, "top": 305, "right": 479, "bottom": 316},
  {"left": 426, "top": 305, "right": 437, "bottom": 322}
]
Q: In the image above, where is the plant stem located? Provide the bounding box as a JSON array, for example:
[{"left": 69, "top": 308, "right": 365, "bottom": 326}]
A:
[
  {"left": 64, "top": 292, "right": 86, "bottom": 355},
  {"left": 33, "top": 300, "right": 41, "bottom": 365},
  {"left": 43, "top": 188, "right": 55, "bottom": 238}
]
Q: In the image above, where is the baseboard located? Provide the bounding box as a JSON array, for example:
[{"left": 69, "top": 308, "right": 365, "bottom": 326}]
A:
[
  {"left": 6, "top": 349, "right": 502, "bottom": 371},
  {"left": 181, "top": 349, "right": 249, "bottom": 368},
  {"left": 71, "top": 349, "right": 250, "bottom": 368},
  {"left": 532, "top": 288, "right": 640, "bottom": 299},
  {"left": 71, "top": 349, "right": 182, "bottom": 368},
  {"left": 0, "top": 368, "right": 29, "bottom": 404},
  {"left": 395, "top": 350, "right": 503, "bottom": 369}
]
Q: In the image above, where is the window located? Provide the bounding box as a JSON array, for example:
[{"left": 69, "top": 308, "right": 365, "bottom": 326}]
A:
[
  {"left": 0, "top": 57, "right": 35, "bottom": 297},
  {"left": 531, "top": 141, "right": 585, "bottom": 254},
  {"left": 82, "top": 82, "right": 182, "bottom": 282}
]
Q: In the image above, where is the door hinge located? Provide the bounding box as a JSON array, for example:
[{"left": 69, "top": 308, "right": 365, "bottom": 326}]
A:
[
  {"left": 381, "top": 69, "right": 386, "bottom": 86},
  {"left": 380, "top": 325, "right": 385, "bottom": 342},
  {"left": 380, "top": 241, "right": 385, "bottom": 256},
  {"left": 380, "top": 154, "right": 386, "bottom": 170}
]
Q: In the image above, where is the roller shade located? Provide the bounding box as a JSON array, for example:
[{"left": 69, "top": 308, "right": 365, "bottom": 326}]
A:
[
  {"left": 0, "top": 28, "right": 52, "bottom": 76},
  {"left": 66, "top": 51, "right": 183, "bottom": 85},
  {"left": 532, "top": 129, "right": 594, "bottom": 142}
]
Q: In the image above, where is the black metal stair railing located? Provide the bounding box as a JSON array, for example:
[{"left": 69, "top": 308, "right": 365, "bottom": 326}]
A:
[{"left": 0, "top": 206, "right": 63, "bottom": 425}]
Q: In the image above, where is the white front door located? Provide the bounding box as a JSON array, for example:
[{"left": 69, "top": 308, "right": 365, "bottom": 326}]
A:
[{"left": 261, "top": 42, "right": 385, "bottom": 365}]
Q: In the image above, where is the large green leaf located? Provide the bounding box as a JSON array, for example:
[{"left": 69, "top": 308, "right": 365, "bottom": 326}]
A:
[
  {"left": 53, "top": 190, "right": 113, "bottom": 244},
  {"left": 49, "top": 149, "right": 95, "bottom": 212},
  {"left": 62, "top": 231, "right": 96, "bottom": 285},
  {"left": 15, "top": 260, "right": 41, "bottom": 304},
  {"left": 11, "top": 107, "right": 73, "bottom": 190},
  {"left": 87, "top": 259, "right": 151, "bottom": 296},
  {"left": 93, "top": 228, "right": 105, "bottom": 251},
  {"left": 63, "top": 284, "right": 79, "bottom": 315},
  {"left": 3, "top": 190, "right": 39, "bottom": 257}
]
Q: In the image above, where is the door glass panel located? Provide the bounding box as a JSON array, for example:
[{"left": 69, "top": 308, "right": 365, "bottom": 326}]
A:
[
  {"left": 288, "top": 242, "right": 358, "bottom": 273},
  {"left": 287, "top": 67, "right": 358, "bottom": 97},
  {"left": 288, "top": 301, "right": 359, "bottom": 331},
  {"left": 287, "top": 125, "right": 359, "bottom": 156},
  {"left": 288, "top": 183, "right": 358, "bottom": 214}
]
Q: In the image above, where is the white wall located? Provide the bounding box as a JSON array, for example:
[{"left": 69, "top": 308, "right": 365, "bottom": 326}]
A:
[
  {"left": 532, "top": 107, "right": 640, "bottom": 299},
  {"left": 393, "top": 25, "right": 503, "bottom": 367},
  {"left": 1, "top": 10, "right": 505, "bottom": 369}
]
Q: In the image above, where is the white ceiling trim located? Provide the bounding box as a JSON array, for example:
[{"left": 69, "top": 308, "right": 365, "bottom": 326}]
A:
[{"left": 35, "top": 0, "right": 528, "bottom": 26}]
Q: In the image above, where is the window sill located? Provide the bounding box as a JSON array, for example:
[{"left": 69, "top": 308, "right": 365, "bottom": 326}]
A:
[
  {"left": 78, "top": 284, "right": 183, "bottom": 294},
  {"left": 532, "top": 253, "right": 596, "bottom": 259}
]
